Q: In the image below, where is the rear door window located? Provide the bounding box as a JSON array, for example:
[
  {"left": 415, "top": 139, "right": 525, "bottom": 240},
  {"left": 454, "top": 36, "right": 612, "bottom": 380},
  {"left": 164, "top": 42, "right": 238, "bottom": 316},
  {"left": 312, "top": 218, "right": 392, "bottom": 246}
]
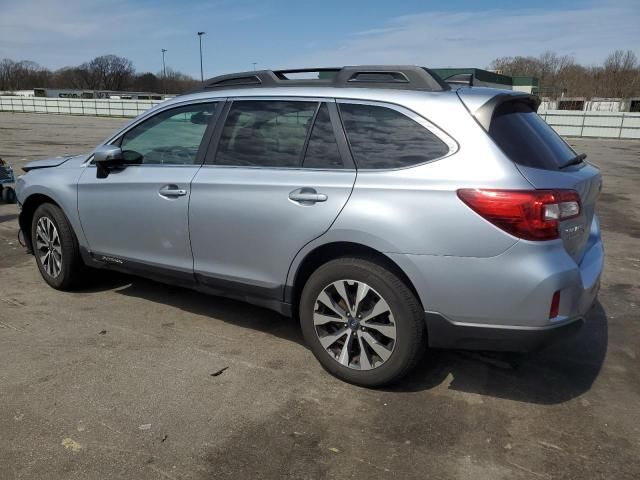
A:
[
  {"left": 303, "top": 104, "right": 343, "bottom": 169},
  {"left": 215, "top": 100, "right": 317, "bottom": 167},
  {"left": 489, "top": 101, "right": 577, "bottom": 170},
  {"left": 338, "top": 103, "right": 449, "bottom": 169}
]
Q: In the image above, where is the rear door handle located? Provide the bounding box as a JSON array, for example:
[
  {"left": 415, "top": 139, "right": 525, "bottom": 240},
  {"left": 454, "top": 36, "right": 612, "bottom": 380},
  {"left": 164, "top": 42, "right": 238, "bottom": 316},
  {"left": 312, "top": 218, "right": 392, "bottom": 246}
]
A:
[
  {"left": 289, "top": 188, "right": 328, "bottom": 204},
  {"left": 159, "top": 185, "right": 188, "bottom": 197}
]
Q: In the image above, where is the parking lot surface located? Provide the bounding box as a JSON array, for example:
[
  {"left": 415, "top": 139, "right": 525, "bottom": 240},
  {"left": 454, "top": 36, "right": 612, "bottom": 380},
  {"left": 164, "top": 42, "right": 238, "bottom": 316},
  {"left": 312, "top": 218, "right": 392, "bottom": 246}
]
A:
[{"left": 1, "top": 112, "right": 639, "bottom": 479}]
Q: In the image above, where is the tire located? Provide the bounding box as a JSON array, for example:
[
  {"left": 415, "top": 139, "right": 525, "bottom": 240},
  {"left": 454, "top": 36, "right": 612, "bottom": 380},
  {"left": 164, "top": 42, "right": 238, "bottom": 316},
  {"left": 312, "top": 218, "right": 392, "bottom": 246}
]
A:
[
  {"left": 2, "top": 186, "right": 16, "bottom": 204},
  {"left": 31, "top": 203, "right": 84, "bottom": 291},
  {"left": 300, "top": 257, "right": 425, "bottom": 387}
]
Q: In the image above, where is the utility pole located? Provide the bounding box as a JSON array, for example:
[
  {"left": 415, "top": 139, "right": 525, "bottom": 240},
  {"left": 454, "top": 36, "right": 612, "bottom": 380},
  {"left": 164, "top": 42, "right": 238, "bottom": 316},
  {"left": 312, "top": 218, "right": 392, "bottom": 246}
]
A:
[
  {"left": 197, "top": 32, "right": 206, "bottom": 81},
  {"left": 161, "top": 49, "right": 167, "bottom": 94}
]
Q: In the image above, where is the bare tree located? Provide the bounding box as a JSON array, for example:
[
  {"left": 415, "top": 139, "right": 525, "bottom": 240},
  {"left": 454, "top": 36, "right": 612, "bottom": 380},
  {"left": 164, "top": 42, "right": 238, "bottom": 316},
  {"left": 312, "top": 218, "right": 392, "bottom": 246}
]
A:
[
  {"left": 52, "top": 66, "right": 90, "bottom": 89},
  {"left": 132, "top": 72, "right": 161, "bottom": 93},
  {"left": 489, "top": 50, "right": 640, "bottom": 99},
  {"left": 491, "top": 52, "right": 574, "bottom": 84},
  {"left": 0, "top": 59, "right": 18, "bottom": 90},
  {"left": 0, "top": 56, "right": 198, "bottom": 95},
  {"left": 162, "top": 67, "right": 199, "bottom": 93},
  {"left": 601, "top": 50, "right": 639, "bottom": 98},
  {"left": 80, "top": 55, "right": 135, "bottom": 90},
  {"left": 0, "top": 58, "right": 50, "bottom": 90},
  {"left": 490, "top": 55, "right": 540, "bottom": 77}
]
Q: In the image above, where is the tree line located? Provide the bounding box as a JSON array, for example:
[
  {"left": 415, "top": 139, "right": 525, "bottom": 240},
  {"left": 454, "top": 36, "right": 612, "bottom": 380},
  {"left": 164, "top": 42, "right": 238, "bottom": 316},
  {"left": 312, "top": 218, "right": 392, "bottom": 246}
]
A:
[
  {"left": 489, "top": 49, "right": 640, "bottom": 98},
  {"left": 2, "top": 50, "right": 639, "bottom": 98},
  {"left": 0, "top": 54, "right": 199, "bottom": 94}
]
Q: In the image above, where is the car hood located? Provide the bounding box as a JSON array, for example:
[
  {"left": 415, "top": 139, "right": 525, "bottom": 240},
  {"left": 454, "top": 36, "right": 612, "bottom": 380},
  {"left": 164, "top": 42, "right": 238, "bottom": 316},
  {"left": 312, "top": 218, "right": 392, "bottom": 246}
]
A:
[{"left": 22, "top": 154, "right": 87, "bottom": 172}]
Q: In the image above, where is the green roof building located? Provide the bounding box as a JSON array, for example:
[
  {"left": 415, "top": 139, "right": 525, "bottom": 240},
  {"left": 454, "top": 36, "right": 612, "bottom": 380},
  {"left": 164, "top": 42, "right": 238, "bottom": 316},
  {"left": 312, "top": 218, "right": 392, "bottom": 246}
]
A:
[
  {"left": 511, "top": 76, "right": 539, "bottom": 95},
  {"left": 431, "top": 68, "right": 539, "bottom": 94}
]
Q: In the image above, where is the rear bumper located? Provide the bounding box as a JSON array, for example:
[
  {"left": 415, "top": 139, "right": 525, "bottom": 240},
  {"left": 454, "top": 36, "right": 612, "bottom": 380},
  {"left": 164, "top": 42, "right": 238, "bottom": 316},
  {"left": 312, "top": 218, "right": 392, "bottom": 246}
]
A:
[
  {"left": 387, "top": 216, "right": 603, "bottom": 351},
  {"left": 388, "top": 220, "right": 603, "bottom": 329},
  {"left": 425, "top": 312, "right": 585, "bottom": 352}
]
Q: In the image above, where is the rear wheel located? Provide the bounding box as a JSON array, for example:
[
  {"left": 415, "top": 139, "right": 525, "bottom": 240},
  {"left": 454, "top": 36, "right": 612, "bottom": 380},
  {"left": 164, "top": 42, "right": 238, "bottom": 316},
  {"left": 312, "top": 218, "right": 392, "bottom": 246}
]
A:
[
  {"left": 31, "top": 203, "right": 84, "bottom": 290},
  {"left": 300, "top": 257, "right": 425, "bottom": 387}
]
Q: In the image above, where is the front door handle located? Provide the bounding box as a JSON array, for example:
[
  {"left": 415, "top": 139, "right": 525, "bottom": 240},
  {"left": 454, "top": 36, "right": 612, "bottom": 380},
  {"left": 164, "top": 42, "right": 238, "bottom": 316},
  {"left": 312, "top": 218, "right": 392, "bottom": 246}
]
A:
[
  {"left": 289, "top": 188, "right": 328, "bottom": 204},
  {"left": 159, "top": 185, "right": 188, "bottom": 197}
]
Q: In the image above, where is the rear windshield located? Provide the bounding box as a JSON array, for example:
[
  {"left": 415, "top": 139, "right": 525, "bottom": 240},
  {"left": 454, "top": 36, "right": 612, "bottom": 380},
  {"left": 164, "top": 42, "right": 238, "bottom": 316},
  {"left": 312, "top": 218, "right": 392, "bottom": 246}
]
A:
[{"left": 489, "top": 101, "right": 576, "bottom": 170}]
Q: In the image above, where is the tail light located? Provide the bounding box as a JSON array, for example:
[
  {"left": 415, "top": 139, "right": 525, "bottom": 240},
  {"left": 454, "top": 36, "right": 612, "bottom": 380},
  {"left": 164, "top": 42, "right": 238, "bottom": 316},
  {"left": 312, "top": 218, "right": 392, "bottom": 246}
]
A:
[{"left": 457, "top": 189, "right": 581, "bottom": 241}]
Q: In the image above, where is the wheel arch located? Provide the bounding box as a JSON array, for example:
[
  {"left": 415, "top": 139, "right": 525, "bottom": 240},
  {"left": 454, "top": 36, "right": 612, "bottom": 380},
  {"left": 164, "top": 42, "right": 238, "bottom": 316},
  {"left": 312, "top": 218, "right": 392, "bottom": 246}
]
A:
[
  {"left": 19, "top": 193, "right": 62, "bottom": 253},
  {"left": 286, "top": 241, "right": 423, "bottom": 318}
]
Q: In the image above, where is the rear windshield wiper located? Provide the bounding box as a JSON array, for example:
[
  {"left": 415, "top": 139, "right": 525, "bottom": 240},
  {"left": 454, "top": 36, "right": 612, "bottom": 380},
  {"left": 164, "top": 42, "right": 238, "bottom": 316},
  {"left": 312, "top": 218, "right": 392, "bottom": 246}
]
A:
[{"left": 560, "top": 153, "right": 587, "bottom": 169}]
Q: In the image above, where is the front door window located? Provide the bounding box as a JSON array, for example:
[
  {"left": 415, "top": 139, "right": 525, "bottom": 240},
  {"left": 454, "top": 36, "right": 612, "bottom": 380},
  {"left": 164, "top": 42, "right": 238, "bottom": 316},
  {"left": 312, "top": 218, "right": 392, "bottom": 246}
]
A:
[{"left": 119, "top": 103, "right": 218, "bottom": 165}]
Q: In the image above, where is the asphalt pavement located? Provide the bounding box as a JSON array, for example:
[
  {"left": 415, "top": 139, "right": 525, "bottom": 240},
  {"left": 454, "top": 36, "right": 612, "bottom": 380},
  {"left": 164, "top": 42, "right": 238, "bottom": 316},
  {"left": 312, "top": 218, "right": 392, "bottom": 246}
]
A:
[{"left": 0, "top": 112, "right": 639, "bottom": 479}]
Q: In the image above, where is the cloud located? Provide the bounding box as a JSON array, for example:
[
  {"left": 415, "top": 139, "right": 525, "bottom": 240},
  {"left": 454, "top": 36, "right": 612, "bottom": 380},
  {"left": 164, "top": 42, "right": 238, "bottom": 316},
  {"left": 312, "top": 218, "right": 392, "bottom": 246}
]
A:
[
  {"left": 0, "top": 0, "right": 264, "bottom": 73},
  {"left": 1, "top": 0, "right": 637, "bottom": 77},
  {"left": 286, "top": 1, "right": 640, "bottom": 69}
]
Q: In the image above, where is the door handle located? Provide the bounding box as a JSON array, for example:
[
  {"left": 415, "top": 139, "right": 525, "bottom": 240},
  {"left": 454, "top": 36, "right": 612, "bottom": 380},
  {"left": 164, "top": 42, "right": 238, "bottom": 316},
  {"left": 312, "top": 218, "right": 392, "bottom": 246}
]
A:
[
  {"left": 289, "top": 188, "right": 328, "bottom": 204},
  {"left": 159, "top": 185, "right": 188, "bottom": 197}
]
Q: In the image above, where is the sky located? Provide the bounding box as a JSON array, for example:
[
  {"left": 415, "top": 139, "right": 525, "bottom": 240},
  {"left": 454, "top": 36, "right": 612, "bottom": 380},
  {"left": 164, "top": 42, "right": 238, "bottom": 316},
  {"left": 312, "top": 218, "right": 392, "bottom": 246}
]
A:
[{"left": 0, "top": 0, "right": 638, "bottom": 79}]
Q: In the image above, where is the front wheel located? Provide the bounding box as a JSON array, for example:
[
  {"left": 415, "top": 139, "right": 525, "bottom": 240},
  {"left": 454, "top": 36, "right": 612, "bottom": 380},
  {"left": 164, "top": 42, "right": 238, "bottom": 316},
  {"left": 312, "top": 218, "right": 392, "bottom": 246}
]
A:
[
  {"left": 299, "top": 257, "right": 425, "bottom": 387},
  {"left": 31, "top": 203, "right": 84, "bottom": 290}
]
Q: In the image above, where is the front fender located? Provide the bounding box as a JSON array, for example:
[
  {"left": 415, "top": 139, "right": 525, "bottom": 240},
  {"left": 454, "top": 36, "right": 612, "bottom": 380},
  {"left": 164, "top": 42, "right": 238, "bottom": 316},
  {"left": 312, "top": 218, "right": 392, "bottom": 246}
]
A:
[{"left": 17, "top": 166, "right": 89, "bottom": 250}]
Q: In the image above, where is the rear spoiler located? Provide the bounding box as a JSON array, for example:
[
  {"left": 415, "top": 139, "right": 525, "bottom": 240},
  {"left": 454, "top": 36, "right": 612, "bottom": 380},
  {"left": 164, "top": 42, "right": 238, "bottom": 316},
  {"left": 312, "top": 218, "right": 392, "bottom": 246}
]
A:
[
  {"left": 473, "top": 93, "right": 541, "bottom": 131},
  {"left": 444, "top": 73, "right": 474, "bottom": 88}
]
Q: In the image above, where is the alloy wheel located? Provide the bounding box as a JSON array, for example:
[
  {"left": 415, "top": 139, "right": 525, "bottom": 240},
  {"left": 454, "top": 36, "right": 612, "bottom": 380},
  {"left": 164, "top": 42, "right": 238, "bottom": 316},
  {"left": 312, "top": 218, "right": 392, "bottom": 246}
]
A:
[
  {"left": 313, "top": 280, "right": 396, "bottom": 370},
  {"left": 35, "top": 217, "right": 62, "bottom": 278}
]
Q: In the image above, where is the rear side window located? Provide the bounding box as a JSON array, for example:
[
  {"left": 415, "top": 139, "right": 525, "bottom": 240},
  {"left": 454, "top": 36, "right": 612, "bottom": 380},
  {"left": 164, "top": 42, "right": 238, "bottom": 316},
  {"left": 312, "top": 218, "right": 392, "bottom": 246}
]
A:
[
  {"left": 489, "top": 102, "right": 576, "bottom": 170},
  {"left": 338, "top": 103, "right": 449, "bottom": 169},
  {"left": 216, "top": 100, "right": 316, "bottom": 167},
  {"left": 303, "top": 104, "right": 343, "bottom": 169}
]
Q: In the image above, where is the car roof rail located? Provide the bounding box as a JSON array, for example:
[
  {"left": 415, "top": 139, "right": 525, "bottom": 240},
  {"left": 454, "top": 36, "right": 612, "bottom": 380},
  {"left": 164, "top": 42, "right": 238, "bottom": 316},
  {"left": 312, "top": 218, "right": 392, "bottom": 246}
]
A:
[{"left": 197, "top": 66, "right": 450, "bottom": 92}]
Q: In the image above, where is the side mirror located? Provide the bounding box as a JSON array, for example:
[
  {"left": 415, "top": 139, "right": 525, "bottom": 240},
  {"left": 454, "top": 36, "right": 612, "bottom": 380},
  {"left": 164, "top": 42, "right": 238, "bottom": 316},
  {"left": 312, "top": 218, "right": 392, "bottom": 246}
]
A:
[{"left": 94, "top": 145, "right": 124, "bottom": 179}]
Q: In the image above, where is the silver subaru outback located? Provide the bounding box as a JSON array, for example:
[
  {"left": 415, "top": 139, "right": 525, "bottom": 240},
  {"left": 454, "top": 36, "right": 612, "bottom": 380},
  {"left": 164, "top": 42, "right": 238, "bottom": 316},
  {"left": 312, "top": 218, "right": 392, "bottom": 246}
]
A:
[{"left": 15, "top": 66, "right": 603, "bottom": 387}]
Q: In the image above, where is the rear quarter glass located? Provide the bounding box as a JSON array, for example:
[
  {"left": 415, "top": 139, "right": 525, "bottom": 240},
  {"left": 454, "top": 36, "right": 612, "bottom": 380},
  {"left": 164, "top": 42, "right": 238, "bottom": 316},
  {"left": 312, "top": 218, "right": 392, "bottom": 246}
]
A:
[
  {"left": 489, "top": 101, "right": 576, "bottom": 170},
  {"left": 338, "top": 103, "right": 449, "bottom": 169}
]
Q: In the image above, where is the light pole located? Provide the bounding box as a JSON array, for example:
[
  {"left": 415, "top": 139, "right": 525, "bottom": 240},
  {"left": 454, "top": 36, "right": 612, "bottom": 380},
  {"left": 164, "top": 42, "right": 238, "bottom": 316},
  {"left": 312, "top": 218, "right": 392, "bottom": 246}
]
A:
[
  {"left": 197, "top": 31, "right": 206, "bottom": 81},
  {"left": 252, "top": 62, "right": 257, "bottom": 71},
  {"left": 161, "top": 49, "right": 167, "bottom": 94}
]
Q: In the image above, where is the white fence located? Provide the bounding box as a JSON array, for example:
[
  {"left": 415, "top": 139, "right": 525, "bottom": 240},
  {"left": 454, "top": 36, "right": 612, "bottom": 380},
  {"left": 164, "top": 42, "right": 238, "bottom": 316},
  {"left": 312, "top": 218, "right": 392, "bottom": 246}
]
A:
[
  {"left": 1, "top": 96, "right": 640, "bottom": 139},
  {"left": 0, "top": 96, "right": 164, "bottom": 118},
  {"left": 538, "top": 110, "right": 640, "bottom": 139}
]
